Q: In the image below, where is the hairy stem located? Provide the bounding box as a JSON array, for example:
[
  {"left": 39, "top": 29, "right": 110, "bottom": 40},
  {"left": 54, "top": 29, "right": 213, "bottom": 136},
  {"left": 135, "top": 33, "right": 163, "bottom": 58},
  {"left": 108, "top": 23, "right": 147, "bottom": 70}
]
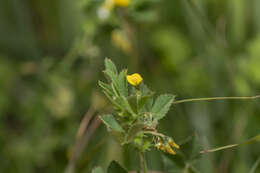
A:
[
  {"left": 139, "top": 152, "right": 147, "bottom": 173},
  {"left": 173, "top": 95, "right": 260, "bottom": 105},
  {"left": 143, "top": 131, "right": 165, "bottom": 138}
]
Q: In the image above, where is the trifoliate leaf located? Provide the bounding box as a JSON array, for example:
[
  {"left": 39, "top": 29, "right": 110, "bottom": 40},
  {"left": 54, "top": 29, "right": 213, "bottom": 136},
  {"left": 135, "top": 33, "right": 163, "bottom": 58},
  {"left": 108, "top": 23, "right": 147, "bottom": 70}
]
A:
[
  {"left": 117, "top": 70, "right": 128, "bottom": 97},
  {"left": 138, "top": 84, "right": 154, "bottom": 111},
  {"left": 102, "top": 90, "right": 123, "bottom": 111},
  {"left": 104, "top": 70, "right": 119, "bottom": 91},
  {"left": 119, "top": 96, "right": 137, "bottom": 117},
  {"left": 138, "top": 94, "right": 153, "bottom": 111},
  {"left": 98, "top": 81, "right": 113, "bottom": 96},
  {"left": 100, "top": 114, "right": 124, "bottom": 132},
  {"left": 105, "top": 58, "right": 118, "bottom": 74},
  {"left": 151, "top": 94, "right": 175, "bottom": 120}
]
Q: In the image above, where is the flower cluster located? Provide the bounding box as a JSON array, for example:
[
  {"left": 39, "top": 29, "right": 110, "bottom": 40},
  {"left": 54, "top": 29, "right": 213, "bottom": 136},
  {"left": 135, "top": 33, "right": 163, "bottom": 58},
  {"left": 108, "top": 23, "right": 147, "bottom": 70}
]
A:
[{"left": 154, "top": 136, "right": 180, "bottom": 155}]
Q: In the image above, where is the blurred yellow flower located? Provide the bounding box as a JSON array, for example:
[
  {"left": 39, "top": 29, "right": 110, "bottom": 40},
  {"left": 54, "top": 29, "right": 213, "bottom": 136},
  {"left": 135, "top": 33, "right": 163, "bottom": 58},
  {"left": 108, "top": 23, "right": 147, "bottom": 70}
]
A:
[
  {"left": 114, "top": 0, "right": 130, "bottom": 7},
  {"left": 111, "top": 29, "right": 131, "bottom": 53},
  {"left": 126, "top": 73, "right": 143, "bottom": 86},
  {"left": 155, "top": 137, "right": 179, "bottom": 155}
]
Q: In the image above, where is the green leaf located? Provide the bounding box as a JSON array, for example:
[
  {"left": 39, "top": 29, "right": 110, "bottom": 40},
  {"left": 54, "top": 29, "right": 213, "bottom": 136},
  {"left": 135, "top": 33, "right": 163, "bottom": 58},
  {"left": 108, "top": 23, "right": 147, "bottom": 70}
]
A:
[
  {"left": 100, "top": 114, "right": 124, "bottom": 132},
  {"left": 138, "top": 84, "right": 154, "bottom": 111},
  {"left": 102, "top": 91, "right": 123, "bottom": 110},
  {"left": 139, "top": 97, "right": 154, "bottom": 114},
  {"left": 117, "top": 70, "right": 128, "bottom": 97},
  {"left": 140, "top": 83, "right": 152, "bottom": 95},
  {"left": 151, "top": 94, "right": 175, "bottom": 120},
  {"left": 145, "top": 98, "right": 153, "bottom": 110},
  {"left": 128, "top": 95, "right": 138, "bottom": 114},
  {"left": 104, "top": 70, "right": 119, "bottom": 92},
  {"left": 99, "top": 81, "right": 123, "bottom": 111},
  {"left": 107, "top": 161, "right": 128, "bottom": 173},
  {"left": 92, "top": 167, "right": 104, "bottom": 173},
  {"left": 138, "top": 94, "right": 153, "bottom": 111},
  {"left": 120, "top": 96, "right": 137, "bottom": 117},
  {"left": 99, "top": 81, "right": 113, "bottom": 96},
  {"left": 111, "top": 82, "right": 120, "bottom": 97},
  {"left": 105, "top": 58, "right": 118, "bottom": 74}
]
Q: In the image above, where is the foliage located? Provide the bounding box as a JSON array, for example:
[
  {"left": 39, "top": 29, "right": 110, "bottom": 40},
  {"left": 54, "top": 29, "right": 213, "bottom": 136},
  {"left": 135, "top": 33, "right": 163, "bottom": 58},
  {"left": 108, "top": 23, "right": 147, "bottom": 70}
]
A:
[
  {"left": 0, "top": 0, "right": 260, "bottom": 172},
  {"left": 99, "top": 59, "right": 179, "bottom": 159}
]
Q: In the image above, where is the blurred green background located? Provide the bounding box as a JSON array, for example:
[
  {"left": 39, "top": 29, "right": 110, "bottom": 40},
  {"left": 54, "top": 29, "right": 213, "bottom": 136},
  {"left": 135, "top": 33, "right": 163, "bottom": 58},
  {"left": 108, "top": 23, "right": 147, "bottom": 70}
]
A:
[{"left": 0, "top": 0, "right": 260, "bottom": 172}]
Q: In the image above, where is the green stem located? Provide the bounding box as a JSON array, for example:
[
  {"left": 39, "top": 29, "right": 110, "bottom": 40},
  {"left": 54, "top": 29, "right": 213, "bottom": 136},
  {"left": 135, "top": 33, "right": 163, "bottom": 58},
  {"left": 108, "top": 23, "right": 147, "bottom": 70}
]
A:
[
  {"left": 173, "top": 95, "right": 260, "bottom": 105},
  {"left": 200, "top": 144, "right": 239, "bottom": 154},
  {"left": 139, "top": 152, "right": 147, "bottom": 173}
]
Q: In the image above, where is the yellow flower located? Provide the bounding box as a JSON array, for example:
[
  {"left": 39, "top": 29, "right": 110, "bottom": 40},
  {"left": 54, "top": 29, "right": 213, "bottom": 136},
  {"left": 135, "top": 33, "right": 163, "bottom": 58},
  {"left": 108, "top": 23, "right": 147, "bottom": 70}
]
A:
[
  {"left": 168, "top": 138, "right": 180, "bottom": 149},
  {"left": 126, "top": 73, "right": 143, "bottom": 86},
  {"left": 166, "top": 145, "right": 176, "bottom": 155},
  {"left": 114, "top": 0, "right": 130, "bottom": 7},
  {"left": 158, "top": 144, "right": 166, "bottom": 152}
]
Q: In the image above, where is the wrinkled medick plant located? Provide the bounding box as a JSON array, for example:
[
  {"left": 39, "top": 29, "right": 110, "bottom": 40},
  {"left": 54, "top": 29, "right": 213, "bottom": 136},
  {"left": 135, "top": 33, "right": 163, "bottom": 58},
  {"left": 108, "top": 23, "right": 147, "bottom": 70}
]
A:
[
  {"left": 98, "top": 59, "right": 260, "bottom": 173},
  {"left": 99, "top": 59, "right": 179, "bottom": 172}
]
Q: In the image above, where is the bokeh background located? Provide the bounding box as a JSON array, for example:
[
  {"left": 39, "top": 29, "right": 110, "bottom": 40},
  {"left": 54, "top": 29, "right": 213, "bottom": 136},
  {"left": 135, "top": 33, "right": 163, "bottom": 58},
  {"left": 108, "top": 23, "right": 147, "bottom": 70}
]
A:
[{"left": 0, "top": 0, "right": 260, "bottom": 172}]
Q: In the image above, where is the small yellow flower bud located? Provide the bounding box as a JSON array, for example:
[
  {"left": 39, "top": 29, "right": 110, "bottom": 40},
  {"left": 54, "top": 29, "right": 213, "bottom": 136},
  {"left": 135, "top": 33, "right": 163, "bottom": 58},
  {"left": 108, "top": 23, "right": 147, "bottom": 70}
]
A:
[
  {"left": 114, "top": 0, "right": 130, "bottom": 7},
  {"left": 159, "top": 145, "right": 166, "bottom": 152},
  {"left": 126, "top": 73, "right": 143, "bottom": 86},
  {"left": 168, "top": 138, "right": 180, "bottom": 149},
  {"left": 166, "top": 145, "right": 176, "bottom": 155}
]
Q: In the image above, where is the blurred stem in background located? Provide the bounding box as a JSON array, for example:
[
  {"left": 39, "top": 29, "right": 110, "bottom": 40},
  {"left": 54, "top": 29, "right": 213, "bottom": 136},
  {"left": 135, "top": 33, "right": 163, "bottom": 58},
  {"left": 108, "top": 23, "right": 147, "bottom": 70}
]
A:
[{"left": 173, "top": 95, "right": 260, "bottom": 105}]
